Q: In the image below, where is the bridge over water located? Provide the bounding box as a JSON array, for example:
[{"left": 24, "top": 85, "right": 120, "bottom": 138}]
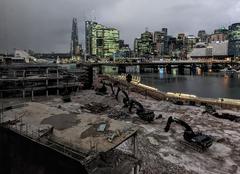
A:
[{"left": 79, "top": 59, "right": 239, "bottom": 74}]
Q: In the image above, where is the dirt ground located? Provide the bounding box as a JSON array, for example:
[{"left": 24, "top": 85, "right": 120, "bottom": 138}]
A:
[{"left": 1, "top": 89, "right": 240, "bottom": 174}]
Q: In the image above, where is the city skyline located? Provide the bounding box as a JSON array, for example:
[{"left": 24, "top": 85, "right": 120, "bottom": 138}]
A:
[{"left": 1, "top": 0, "right": 240, "bottom": 53}]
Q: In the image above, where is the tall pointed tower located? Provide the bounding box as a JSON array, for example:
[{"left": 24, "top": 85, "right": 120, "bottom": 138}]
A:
[{"left": 70, "top": 18, "right": 79, "bottom": 56}]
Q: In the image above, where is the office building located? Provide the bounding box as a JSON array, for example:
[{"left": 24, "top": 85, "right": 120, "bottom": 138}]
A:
[
  {"left": 134, "top": 31, "right": 154, "bottom": 57},
  {"left": 198, "top": 30, "right": 208, "bottom": 42},
  {"left": 85, "top": 21, "right": 119, "bottom": 58},
  {"left": 228, "top": 23, "right": 240, "bottom": 57},
  {"left": 186, "top": 35, "right": 199, "bottom": 52},
  {"left": 190, "top": 41, "right": 228, "bottom": 59},
  {"left": 153, "top": 31, "right": 165, "bottom": 57},
  {"left": 70, "top": 18, "right": 81, "bottom": 56},
  {"left": 210, "top": 28, "right": 228, "bottom": 43}
]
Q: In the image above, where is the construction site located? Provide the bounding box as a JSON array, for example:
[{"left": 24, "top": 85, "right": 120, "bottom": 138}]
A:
[
  {"left": 1, "top": 64, "right": 240, "bottom": 174},
  {"left": 0, "top": 63, "right": 94, "bottom": 98}
]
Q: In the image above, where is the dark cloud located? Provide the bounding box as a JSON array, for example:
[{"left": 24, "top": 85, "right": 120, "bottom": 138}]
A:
[{"left": 0, "top": 0, "right": 240, "bottom": 53}]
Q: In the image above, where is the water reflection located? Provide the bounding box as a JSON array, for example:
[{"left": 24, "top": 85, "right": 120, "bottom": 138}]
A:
[
  {"left": 159, "top": 68, "right": 164, "bottom": 79},
  {"left": 140, "top": 71, "right": 240, "bottom": 99},
  {"left": 172, "top": 69, "right": 177, "bottom": 76},
  {"left": 196, "top": 67, "right": 202, "bottom": 75},
  {"left": 223, "top": 75, "right": 229, "bottom": 89}
]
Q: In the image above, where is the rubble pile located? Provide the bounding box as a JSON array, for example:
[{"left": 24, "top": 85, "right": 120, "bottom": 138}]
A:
[
  {"left": 81, "top": 102, "right": 110, "bottom": 114},
  {"left": 108, "top": 109, "right": 130, "bottom": 120},
  {"left": 86, "top": 149, "right": 139, "bottom": 174}
]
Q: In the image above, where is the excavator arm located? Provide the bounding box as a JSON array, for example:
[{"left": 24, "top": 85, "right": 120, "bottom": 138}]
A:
[
  {"left": 115, "top": 87, "right": 121, "bottom": 100},
  {"left": 164, "top": 116, "right": 194, "bottom": 133},
  {"left": 112, "top": 86, "right": 155, "bottom": 122},
  {"left": 115, "top": 87, "right": 130, "bottom": 103},
  {"left": 128, "top": 100, "right": 145, "bottom": 113},
  {"left": 164, "top": 116, "right": 213, "bottom": 151},
  {"left": 104, "top": 82, "right": 115, "bottom": 95},
  {"left": 109, "top": 83, "right": 115, "bottom": 95}
]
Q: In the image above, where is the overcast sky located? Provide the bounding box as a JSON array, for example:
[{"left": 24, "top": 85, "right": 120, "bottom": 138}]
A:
[{"left": 0, "top": 0, "right": 240, "bottom": 53}]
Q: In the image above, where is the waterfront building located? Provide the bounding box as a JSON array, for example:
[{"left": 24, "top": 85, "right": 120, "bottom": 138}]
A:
[
  {"left": 198, "top": 30, "right": 208, "bottom": 43},
  {"left": 209, "top": 41, "right": 228, "bottom": 57},
  {"left": 154, "top": 31, "right": 165, "bottom": 43},
  {"left": 176, "top": 33, "right": 188, "bottom": 59},
  {"left": 186, "top": 35, "right": 199, "bottom": 52},
  {"left": 176, "top": 33, "right": 186, "bottom": 50},
  {"left": 115, "top": 40, "right": 131, "bottom": 58},
  {"left": 134, "top": 31, "right": 154, "bottom": 57},
  {"left": 153, "top": 28, "right": 170, "bottom": 57},
  {"left": 228, "top": 23, "right": 240, "bottom": 57},
  {"left": 190, "top": 43, "right": 209, "bottom": 58},
  {"left": 85, "top": 21, "right": 119, "bottom": 58},
  {"left": 210, "top": 28, "right": 228, "bottom": 43},
  {"left": 162, "top": 28, "right": 168, "bottom": 36},
  {"left": 167, "top": 36, "right": 177, "bottom": 56},
  {"left": 153, "top": 31, "right": 165, "bottom": 57},
  {"left": 190, "top": 41, "right": 228, "bottom": 59},
  {"left": 162, "top": 28, "right": 169, "bottom": 55},
  {"left": 134, "top": 38, "right": 141, "bottom": 57}
]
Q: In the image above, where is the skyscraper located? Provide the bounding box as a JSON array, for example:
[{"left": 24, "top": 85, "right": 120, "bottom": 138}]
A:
[
  {"left": 153, "top": 31, "right": 165, "bottom": 57},
  {"left": 85, "top": 21, "right": 93, "bottom": 56},
  {"left": 162, "top": 28, "right": 169, "bottom": 55},
  {"left": 228, "top": 23, "right": 240, "bottom": 57},
  {"left": 85, "top": 21, "right": 119, "bottom": 58},
  {"left": 162, "top": 28, "right": 168, "bottom": 36},
  {"left": 134, "top": 31, "right": 154, "bottom": 57},
  {"left": 70, "top": 18, "right": 79, "bottom": 56}
]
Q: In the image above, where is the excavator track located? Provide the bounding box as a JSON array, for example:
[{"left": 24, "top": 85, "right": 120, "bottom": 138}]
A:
[{"left": 179, "top": 140, "right": 205, "bottom": 153}]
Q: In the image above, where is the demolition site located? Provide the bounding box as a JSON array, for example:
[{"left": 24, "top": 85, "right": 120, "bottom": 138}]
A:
[{"left": 0, "top": 63, "right": 240, "bottom": 174}]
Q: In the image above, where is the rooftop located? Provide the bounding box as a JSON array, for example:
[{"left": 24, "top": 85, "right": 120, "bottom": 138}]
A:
[{"left": 1, "top": 100, "right": 137, "bottom": 155}]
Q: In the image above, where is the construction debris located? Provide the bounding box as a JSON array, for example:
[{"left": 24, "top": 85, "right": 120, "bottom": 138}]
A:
[
  {"left": 108, "top": 109, "right": 130, "bottom": 120},
  {"left": 2, "top": 88, "right": 240, "bottom": 174},
  {"left": 203, "top": 105, "right": 240, "bottom": 123},
  {"left": 86, "top": 149, "right": 140, "bottom": 174},
  {"left": 81, "top": 102, "right": 109, "bottom": 114},
  {"left": 107, "top": 129, "right": 122, "bottom": 143},
  {"left": 97, "top": 123, "right": 107, "bottom": 132}
]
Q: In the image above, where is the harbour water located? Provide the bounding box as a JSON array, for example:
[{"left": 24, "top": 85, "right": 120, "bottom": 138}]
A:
[{"left": 140, "top": 69, "right": 240, "bottom": 99}]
